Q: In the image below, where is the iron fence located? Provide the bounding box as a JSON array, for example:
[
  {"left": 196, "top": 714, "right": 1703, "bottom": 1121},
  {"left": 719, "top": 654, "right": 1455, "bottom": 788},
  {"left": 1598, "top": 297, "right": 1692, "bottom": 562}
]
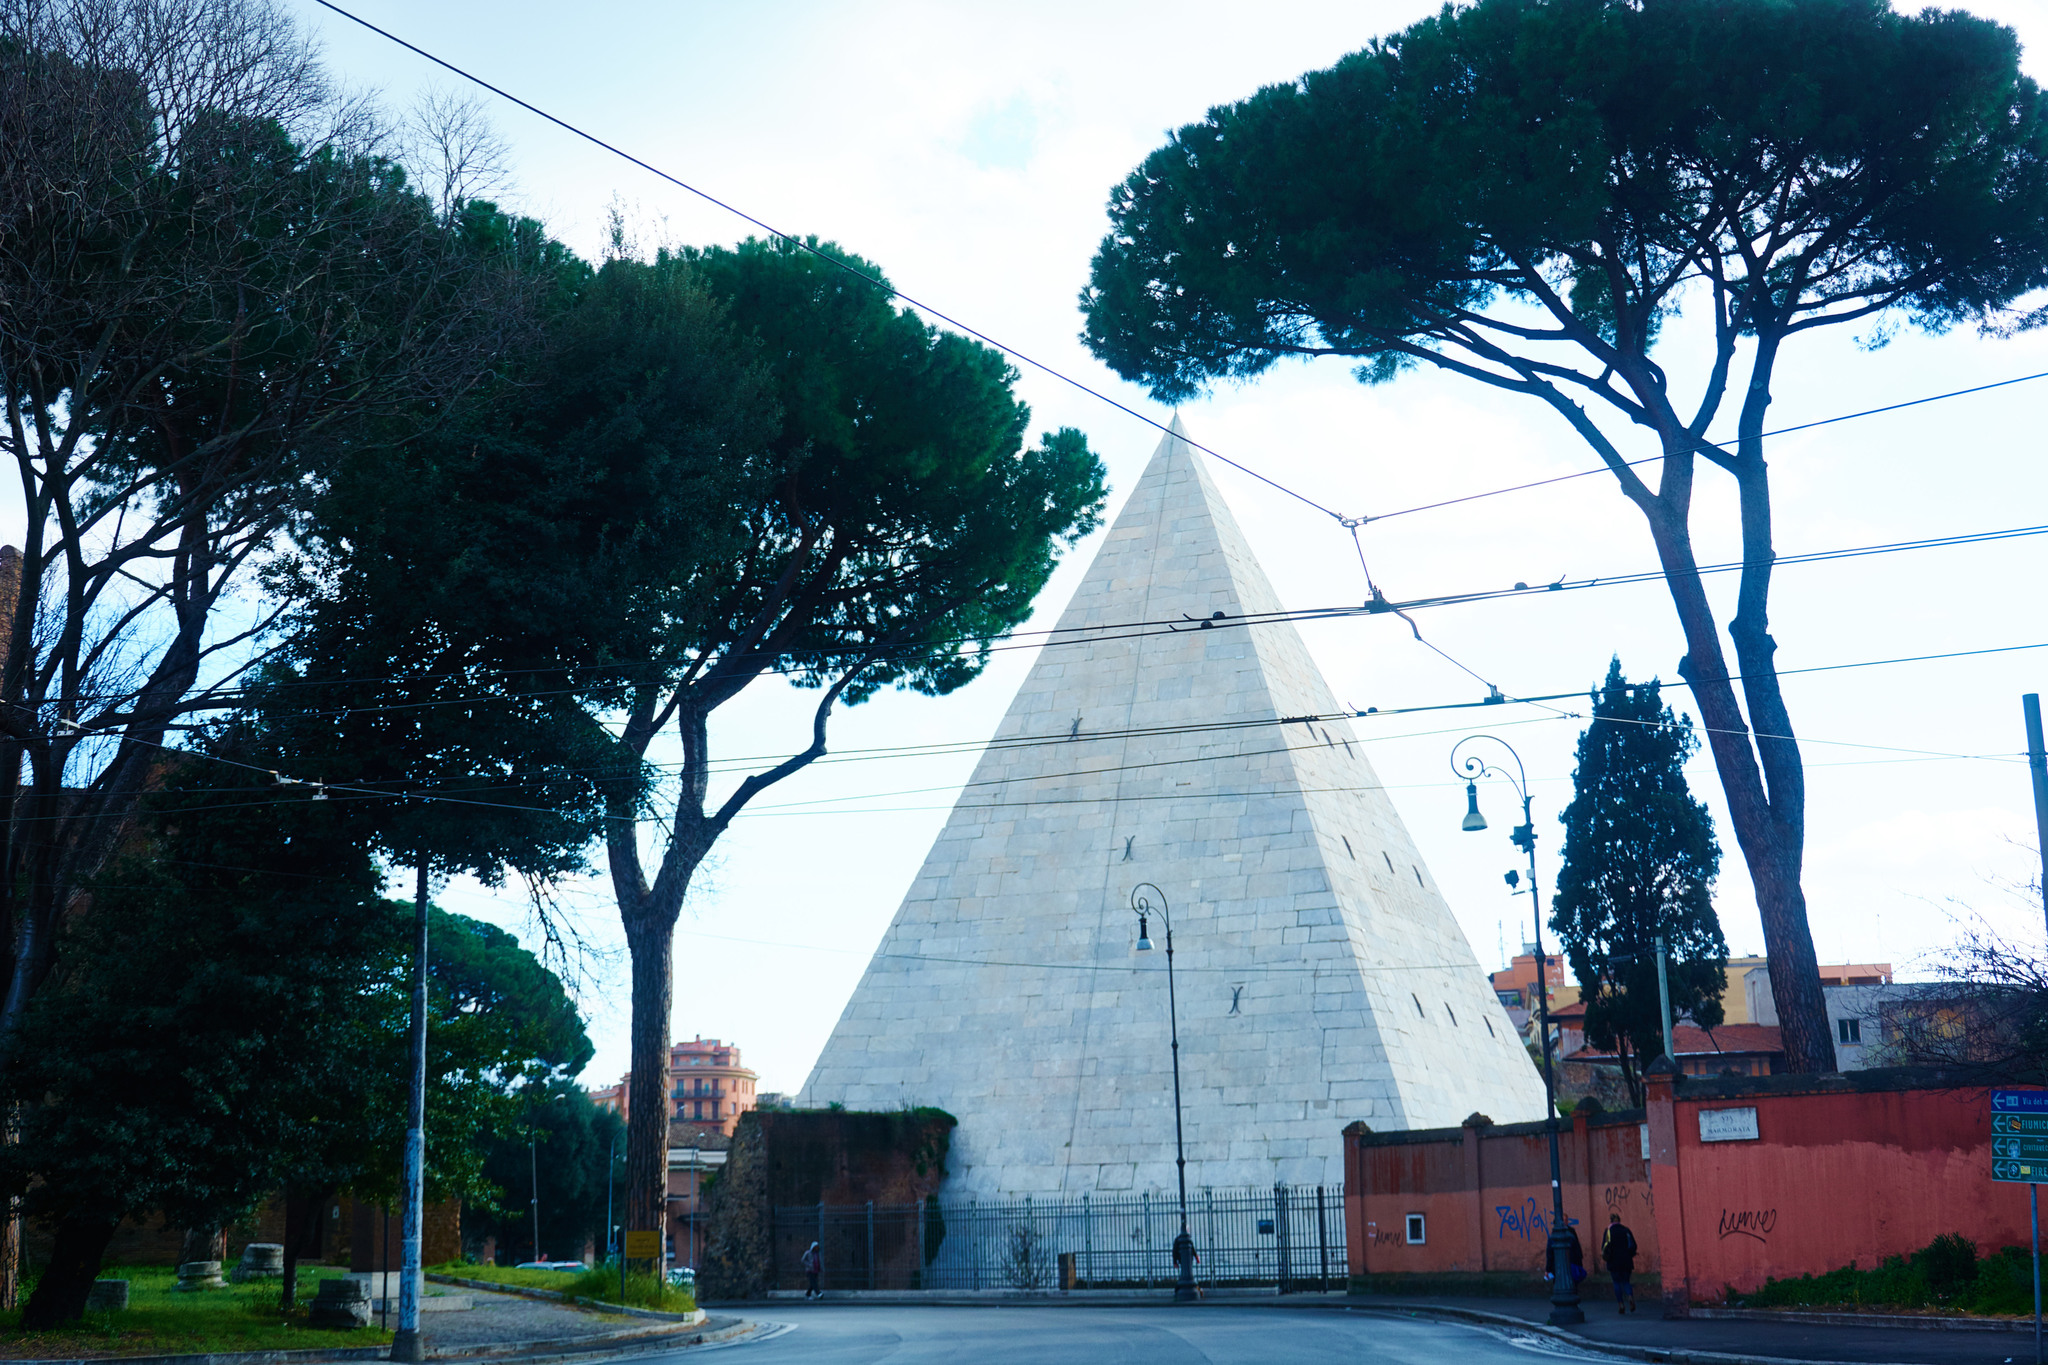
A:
[{"left": 771, "top": 1185, "right": 1344, "bottom": 1293}]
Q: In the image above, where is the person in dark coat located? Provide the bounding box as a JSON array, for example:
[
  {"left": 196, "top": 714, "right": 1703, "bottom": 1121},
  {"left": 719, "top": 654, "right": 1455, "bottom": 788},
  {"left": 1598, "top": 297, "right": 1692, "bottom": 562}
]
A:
[
  {"left": 1601, "top": 1212, "right": 1640, "bottom": 1312},
  {"left": 801, "top": 1241, "right": 822, "bottom": 1299}
]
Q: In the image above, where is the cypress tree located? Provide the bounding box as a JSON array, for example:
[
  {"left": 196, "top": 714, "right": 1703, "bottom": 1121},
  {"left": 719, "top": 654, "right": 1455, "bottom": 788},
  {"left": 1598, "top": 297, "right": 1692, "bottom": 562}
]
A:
[{"left": 1552, "top": 659, "right": 1728, "bottom": 1106}]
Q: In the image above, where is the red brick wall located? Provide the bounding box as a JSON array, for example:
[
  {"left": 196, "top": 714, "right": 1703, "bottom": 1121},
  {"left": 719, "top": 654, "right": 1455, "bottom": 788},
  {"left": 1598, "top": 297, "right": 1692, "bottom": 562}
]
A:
[
  {"left": 342, "top": 1196, "right": 461, "bottom": 1270},
  {"left": 1344, "top": 1070, "right": 2038, "bottom": 1308},
  {"left": 1345, "top": 1109, "right": 1655, "bottom": 1281},
  {"left": 1647, "top": 1070, "right": 2032, "bottom": 1307}
]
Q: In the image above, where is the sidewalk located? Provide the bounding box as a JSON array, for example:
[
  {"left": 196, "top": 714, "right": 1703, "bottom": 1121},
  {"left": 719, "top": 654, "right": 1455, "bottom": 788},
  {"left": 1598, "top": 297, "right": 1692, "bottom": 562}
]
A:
[
  {"left": 3, "top": 1288, "right": 756, "bottom": 1365},
  {"left": 1353, "top": 1294, "right": 2036, "bottom": 1365}
]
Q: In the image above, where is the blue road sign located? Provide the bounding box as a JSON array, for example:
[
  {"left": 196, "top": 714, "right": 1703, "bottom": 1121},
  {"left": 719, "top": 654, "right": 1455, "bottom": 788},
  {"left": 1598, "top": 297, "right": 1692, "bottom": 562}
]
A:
[
  {"left": 1995, "top": 1115, "right": 2048, "bottom": 1135},
  {"left": 1993, "top": 1090, "right": 2048, "bottom": 1113}
]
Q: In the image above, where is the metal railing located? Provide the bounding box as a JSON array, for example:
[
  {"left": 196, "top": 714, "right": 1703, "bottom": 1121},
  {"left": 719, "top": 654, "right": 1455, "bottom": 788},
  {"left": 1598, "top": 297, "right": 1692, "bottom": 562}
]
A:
[{"left": 771, "top": 1185, "right": 1344, "bottom": 1293}]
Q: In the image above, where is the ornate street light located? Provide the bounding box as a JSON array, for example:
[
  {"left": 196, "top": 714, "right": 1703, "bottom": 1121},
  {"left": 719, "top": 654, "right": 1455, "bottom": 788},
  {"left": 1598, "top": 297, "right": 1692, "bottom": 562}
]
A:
[
  {"left": 1131, "top": 882, "right": 1197, "bottom": 1303},
  {"left": 1450, "top": 736, "right": 1584, "bottom": 1327}
]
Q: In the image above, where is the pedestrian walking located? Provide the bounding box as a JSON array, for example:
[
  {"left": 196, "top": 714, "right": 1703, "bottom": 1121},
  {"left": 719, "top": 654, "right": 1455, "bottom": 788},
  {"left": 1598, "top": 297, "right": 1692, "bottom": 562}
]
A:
[
  {"left": 1601, "top": 1212, "right": 1639, "bottom": 1313},
  {"left": 802, "top": 1240, "right": 822, "bottom": 1299}
]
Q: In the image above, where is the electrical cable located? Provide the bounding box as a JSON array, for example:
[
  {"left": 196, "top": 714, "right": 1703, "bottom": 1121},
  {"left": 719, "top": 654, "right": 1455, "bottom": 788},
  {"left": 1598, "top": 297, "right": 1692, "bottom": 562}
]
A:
[
  {"left": 308, "top": 0, "right": 1346, "bottom": 524},
  {"left": 304, "top": 1, "right": 2048, "bottom": 542},
  {"left": 37, "top": 511, "right": 2038, "bottom": 738},
  {"left": 30, "top": 629, "right": 2026, "bottom": 828},
  {"left": 1366, "top": 369, "right": 2048, "bottom": 523}
]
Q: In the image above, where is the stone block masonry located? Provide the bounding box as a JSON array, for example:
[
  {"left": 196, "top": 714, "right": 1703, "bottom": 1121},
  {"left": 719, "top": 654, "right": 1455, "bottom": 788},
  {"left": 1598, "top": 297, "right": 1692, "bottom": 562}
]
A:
[{"left": 800, "top": 420, "right": 1544, "bottom": 1200}]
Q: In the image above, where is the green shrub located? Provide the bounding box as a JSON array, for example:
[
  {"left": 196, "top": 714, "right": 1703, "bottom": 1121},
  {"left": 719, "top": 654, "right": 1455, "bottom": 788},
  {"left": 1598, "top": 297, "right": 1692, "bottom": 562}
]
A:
[
  {"left": 1913, "top": 1233, "right": 1977, "bottom": 1297},
  {"left": 563, "top": 1265, "right": 694, "bottom": 1313},
  {"left": 1737, "top": 1233, "right": 2028, "bottom": 1315}
]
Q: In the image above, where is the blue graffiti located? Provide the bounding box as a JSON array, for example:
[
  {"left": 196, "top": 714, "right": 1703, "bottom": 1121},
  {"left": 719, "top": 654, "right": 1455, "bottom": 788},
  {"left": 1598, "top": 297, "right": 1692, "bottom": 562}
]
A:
[{"left": 1495, "top": 1199, "right": 1580, "bottom": 1241}]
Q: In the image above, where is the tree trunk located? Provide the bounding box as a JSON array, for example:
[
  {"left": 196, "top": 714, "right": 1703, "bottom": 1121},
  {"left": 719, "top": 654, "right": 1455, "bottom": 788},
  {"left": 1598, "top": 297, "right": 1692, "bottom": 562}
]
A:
[
  {"left": 1640, "top": 502, "right": 1837, "bottom": 1074},
  {"left": 20, "top": 1211, "right": 117, "bottom": 1329},
  {"left": 280, "top": 1184, "right": 335, "bottom": 1311},
  {"left": 622, "top": 912, "right": 676, "bottom": 1257},
  {"left": 0, "top": 1106, "right": 18, "bottom": 1309}
]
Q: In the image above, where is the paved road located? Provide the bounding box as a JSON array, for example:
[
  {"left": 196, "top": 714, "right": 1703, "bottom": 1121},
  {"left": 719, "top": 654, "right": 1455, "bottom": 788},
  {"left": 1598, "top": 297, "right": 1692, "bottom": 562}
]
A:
[{"left": 671, "top": 1304, "right": 1620, "bottom": 1364}]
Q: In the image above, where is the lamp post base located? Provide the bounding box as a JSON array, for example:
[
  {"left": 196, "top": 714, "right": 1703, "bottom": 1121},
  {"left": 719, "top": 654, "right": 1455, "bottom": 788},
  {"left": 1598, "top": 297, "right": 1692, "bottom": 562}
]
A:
[
  {"left": 1174, "top": 1265, "right": 1199, "bottom": 1302},
  {"left": 1545, "top": 1225, "right": 1584, "bottom": 1326}
]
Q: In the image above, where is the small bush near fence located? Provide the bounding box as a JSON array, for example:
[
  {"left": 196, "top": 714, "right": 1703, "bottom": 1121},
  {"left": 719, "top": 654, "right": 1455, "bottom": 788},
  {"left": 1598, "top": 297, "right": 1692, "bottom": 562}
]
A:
[{"left": 1731, "top": 1234, "right": 2036, "bottom": 1315}]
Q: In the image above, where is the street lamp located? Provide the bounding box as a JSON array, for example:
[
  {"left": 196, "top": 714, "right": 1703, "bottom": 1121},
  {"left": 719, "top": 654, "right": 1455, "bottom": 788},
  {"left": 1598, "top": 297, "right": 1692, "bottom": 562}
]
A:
[
  {"left": 1131, "top": 883, "right": 1198, "bottom": 1304},
  {"left": 1451, "top": 736, "right": 1584, "bottom": 1327}
]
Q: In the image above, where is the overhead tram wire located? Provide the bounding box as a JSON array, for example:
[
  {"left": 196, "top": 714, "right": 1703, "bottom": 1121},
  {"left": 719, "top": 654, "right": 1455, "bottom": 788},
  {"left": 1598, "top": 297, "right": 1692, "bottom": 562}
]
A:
[
  {"left": 308, "top": 0, "right": 1345, "bottom": 525},
  {"left": 1364, "top": 368, "right": 2048, "bottom": 524},
  {"left": 27, "top": 630, "right": 2037, "bottom": 830},
  {"left": 72, "top": 516, "right": 2048, "bottom": 736},
  {"left": 307, "top": 1, "right": 2048, "bottom": 551}
]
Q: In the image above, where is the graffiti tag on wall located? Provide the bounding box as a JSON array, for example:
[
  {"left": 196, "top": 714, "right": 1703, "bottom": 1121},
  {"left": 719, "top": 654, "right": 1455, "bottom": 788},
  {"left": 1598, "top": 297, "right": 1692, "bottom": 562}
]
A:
[
  {"left": 1495, "top": 1198, "right": 1579, "bottom": 1241},
  {"left": 1716, "top": 1208, "right": 1777, "bottom": 1242}
]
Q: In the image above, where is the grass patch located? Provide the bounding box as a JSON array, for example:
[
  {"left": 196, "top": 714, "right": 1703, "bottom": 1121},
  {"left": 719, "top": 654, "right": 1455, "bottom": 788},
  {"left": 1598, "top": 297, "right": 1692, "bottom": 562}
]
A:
[
  {"left": 0, "top": 1263, "right": 393, "bottom": 1359},
  {"left": 431, "top": 1262, "right": 694, "bottom": 1314},
  {"left": 1730, "top": 1233, "right": 2037, "bottom": 1316},
  {"left": 427, "top": 1262, "right": 584, "bottom": 1292}
]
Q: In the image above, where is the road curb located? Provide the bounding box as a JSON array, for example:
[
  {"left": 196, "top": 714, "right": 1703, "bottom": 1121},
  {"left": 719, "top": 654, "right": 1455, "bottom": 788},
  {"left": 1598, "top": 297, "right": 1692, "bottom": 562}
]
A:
[
  {"left": 0, "top": 1350, "right": 391, "bottom": 1365},
  {"left": 2, "top": 1300, "right": 732, "bottom": 1365},
  {"left": 1689, "top": 1304, "right": 2036, "bottom": 1333},
  {"left": 445, "top": 1318, "right": 765, "bottom": 1363},
  {"left": 1351, "top": 1302, "right": 1932, "bottom": 1365},
  {"left": 423, "top": 1277, "right": 703, "bottom": 1325}
]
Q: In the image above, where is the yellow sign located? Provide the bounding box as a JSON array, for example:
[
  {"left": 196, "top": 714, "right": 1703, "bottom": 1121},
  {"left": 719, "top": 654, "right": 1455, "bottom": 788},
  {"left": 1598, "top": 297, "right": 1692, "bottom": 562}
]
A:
[{"left": 624, "top": 1230, "right": 661, "bottom": 1259}]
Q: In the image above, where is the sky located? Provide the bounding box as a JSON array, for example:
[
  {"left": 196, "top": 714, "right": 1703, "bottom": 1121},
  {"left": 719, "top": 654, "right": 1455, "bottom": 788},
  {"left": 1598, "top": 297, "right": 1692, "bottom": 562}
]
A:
[{"left": 287, "top": 0, "right": 2048, "bottom": 1096}]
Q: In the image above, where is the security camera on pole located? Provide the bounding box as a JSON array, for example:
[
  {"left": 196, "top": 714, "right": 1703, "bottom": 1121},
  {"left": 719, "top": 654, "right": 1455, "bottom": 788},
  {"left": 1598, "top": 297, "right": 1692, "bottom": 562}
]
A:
[{"left": 1452, "top": 736, "right": 1583, "bottom": 1327}]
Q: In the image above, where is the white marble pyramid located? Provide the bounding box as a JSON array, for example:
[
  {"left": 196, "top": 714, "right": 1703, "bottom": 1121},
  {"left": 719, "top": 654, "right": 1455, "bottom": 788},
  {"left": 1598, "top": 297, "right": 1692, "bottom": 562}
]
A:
[{"left": 798, "top": 420, "right": 1545, "bottom": 1197}]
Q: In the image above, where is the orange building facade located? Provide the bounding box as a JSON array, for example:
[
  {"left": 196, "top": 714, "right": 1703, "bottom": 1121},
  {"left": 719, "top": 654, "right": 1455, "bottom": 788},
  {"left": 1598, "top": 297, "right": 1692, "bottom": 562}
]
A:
[{"left": 587, "top": 1036, "right": 760, "bottom": 1137}]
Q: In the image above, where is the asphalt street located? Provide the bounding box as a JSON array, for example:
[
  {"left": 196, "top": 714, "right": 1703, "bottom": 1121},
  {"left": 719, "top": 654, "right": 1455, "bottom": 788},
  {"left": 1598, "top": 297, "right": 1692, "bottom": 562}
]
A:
[{"left": 667, "top": 1304, "right": 1626, "bottom": 1364}]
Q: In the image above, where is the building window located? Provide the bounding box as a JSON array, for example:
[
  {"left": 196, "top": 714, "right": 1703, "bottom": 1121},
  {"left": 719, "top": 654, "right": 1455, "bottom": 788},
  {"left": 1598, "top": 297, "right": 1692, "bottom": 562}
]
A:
[
  {"left": 1838, "top": 1017, "right": 1862, "bottom": 1044},
  {"left": 1405, "top": 1214, "right": 1426, "bottom": 1245}
]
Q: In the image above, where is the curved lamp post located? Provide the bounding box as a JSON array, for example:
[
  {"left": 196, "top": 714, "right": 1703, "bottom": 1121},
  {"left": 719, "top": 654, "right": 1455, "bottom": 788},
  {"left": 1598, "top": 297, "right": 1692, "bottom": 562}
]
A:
[
  {"left": 1451, "top": 736, "right": 1584, "bottom": 1327},
  {"left": 1132, "top": 882, "right": 1197, "bottom": 1303}
]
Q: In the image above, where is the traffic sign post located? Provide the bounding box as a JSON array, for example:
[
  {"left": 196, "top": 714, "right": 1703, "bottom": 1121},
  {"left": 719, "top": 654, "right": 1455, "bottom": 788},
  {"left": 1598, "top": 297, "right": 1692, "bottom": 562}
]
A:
[
  {"left": 1993, "top": 1091, "right": 2046, "bottom": 1365},
  {"left": 623, "top": 1230, "right": 661, "bottom": 1308}
]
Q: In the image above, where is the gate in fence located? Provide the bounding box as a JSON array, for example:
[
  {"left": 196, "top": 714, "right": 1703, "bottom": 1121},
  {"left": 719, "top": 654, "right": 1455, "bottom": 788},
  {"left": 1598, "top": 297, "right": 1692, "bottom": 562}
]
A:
[{"left": 770, "top": 1185, "right": 1345, "bottom": 1293}]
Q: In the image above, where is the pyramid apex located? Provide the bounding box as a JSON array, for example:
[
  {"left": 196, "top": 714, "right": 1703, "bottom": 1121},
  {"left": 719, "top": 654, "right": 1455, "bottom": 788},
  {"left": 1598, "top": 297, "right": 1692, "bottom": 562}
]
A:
[{"left": 1166, "top": 412, "right": 1188, "bottom": 437}]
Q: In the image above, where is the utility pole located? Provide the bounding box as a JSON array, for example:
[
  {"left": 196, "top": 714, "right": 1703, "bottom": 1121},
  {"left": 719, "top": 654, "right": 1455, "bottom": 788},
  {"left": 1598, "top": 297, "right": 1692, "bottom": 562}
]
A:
[
  {"left": 391, "top": 860, "right": 431, "bottom": 1364},
  {"left": 2024, "top": 696, "right": 2048, "bottom": 943}
]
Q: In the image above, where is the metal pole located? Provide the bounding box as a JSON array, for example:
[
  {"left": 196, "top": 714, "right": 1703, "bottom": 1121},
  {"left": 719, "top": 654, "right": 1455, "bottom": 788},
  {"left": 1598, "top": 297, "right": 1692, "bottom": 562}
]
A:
[
  {"left": 391, "top": 861, "right": 430, "bottom": 1363},
  {"left": 2032, "top": 1182, "right": 2041, "bottom": 1365},
  {"left": 1165, "top": 919, "right": 1189, "bottom": 1229},
  {"left": 1317, "top": 1186, "right": 1330, "bottom": 1292},
  {"left": 2026, "top": 696, "right": 2048, "bottom": 944},
  {"left": 1655, "top": 935, "right": 1676, "bottom": 1062},
  {"left": 1523, "top": 797, "right": 1581, "bottom": 1325},
  {"left": 1165, "top": 911, "right": 1198, "bottom": 1303},
  {"left": 530, "top": 1109, "right": 541, "bottom": 1264}
]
